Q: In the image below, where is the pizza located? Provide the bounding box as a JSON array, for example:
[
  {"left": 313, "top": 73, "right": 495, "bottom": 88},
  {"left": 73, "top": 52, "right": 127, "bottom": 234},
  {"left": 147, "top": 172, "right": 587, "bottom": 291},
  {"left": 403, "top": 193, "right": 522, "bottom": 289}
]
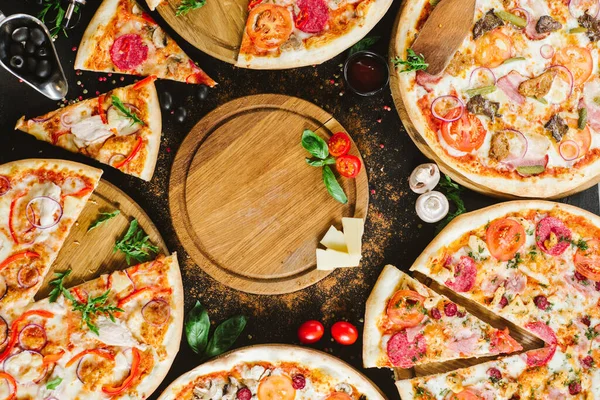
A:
[
  {"left": 0, "top": 159, "right": 102, "bottom": 317},
  {"left": 394, "top": 200, "right": 600, "bottom": 398},
  {"left": 15, "top": 78, "right": 162, "bottom": 181},
  {"left": 74, "top": 0, "right": 216, "bottom": 86},
  {"left": 236, "top": 0, "right": 393, "bottom": 69},
  {"left": 0, "top": 253, "right": 183, "bottom": 399},
  {"left": 363, "top": 265, "right": 522, "bottom": 369},
  {"left": 394, "top": 0, "right": 600, "bottom": 198},
  {"left": 157, "top": 345, "right": 385, "bottom": 400}
]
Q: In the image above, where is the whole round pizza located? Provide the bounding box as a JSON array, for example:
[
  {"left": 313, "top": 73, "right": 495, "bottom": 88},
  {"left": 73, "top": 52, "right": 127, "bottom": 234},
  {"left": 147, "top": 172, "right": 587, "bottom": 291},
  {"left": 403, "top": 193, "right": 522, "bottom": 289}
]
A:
[{"left": 394, "top": 0, "right": 600, "bottom": 198}]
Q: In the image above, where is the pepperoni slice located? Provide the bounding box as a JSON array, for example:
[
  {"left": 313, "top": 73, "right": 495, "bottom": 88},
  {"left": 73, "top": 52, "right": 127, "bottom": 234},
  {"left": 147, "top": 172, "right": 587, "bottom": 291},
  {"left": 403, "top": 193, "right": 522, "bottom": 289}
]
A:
[
  {"left": 110, "top": 34, "right": 149, "bottom": 71},
  {"left": 524, "top": 321, "right": 557, "bottom": 367},
  {"left": 536, "top": 217, "right": 571, "bottom": 256},
  {"left": 445, "top": 256, "right": 477, "bottom": 292},
  {"left": 294, "top": 0, "right": 329, "bottom": 33},
  {"left": 525, "top": 321, "right": 557, "bottom": 345},
  {"left": 386, "top": 331, "right": 427, "bottom": 368}
]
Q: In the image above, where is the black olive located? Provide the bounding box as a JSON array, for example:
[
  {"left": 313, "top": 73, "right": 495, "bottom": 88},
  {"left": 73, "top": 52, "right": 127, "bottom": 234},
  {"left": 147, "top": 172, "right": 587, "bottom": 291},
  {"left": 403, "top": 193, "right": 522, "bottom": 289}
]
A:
[
  {"left": 197, "top": 85, "right": 209, "bottom": 101},
  {"left": 26, "top": 57, "right": 38, "bottom": 73},
  {"left": 35, "top": 59, "right": 52, "bottom": 79},
  {"left": 9, "top": 55, "right": 24, "bottom": 70},
  {"left": 175, "top": 107, "right": 187, "bottom": 123},
  {"left": 36, "top": 47, "right": 49, "bottom": 58},
  {"left": 24, "top": 41, "right": 36, "bottom": 55},
  {"left": 11, "top": 27, "right": 29, "bottom": 43},
  {"left": 9, "top": 43, "right": 24, "bottom": 56},
  {"left": 159, "top": 92, "right": 173, "bottom": 111},
  {"left": 29, "top": 28, "right": 46, "bottom": 47}
]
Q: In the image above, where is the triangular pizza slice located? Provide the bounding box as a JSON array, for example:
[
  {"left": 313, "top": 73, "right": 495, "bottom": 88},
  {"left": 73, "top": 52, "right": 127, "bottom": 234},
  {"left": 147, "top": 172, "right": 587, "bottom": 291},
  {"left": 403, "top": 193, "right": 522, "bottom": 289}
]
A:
[
  {"left": 0, "top": 159, "right": 102, "bottom": 318},
  {"left": 74, "top": 0, "right": 215, "bottom": 86},
  {"left": 15, "top": 78, "right": 161, "bottom": 181},
  {"left": 363, "top": 265, "right": 522, "bottom": 369}
]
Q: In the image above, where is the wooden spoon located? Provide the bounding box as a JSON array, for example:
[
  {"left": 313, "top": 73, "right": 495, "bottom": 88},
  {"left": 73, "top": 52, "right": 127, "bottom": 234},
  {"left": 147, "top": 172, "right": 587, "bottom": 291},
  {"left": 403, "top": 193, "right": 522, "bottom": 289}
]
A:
[{"left": 411, "top": 0, "right": 477, "bottom": 76}]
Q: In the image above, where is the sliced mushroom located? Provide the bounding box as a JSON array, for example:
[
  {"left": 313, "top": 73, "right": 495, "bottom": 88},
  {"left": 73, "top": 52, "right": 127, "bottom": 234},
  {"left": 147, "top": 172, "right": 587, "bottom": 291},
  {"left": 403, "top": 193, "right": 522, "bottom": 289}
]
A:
[
  {"left": 409, "top": 163, "right": 441, "bottom": 194},
  {"left": 152, "top": 27, "right": 168, "bottom": 49},
  {"left": 335, "top": 382, "right": 353, "bottom": 394},
  {"left": 415, "top": 191, "right": 449, "bottom": 223}
]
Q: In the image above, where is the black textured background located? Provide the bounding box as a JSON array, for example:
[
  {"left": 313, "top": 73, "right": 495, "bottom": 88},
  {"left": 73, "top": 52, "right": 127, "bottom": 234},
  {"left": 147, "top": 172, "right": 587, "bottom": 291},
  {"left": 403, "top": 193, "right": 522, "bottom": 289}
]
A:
[{"left": 0, "top": 0, "right": 598, "bottom": 398}]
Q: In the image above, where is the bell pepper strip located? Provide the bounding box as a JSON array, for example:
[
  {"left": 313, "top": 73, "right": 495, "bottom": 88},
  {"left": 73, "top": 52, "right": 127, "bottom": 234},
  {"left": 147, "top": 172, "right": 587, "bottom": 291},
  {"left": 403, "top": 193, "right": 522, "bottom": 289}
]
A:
[
  {"left": 8, "top": 192, "right": 26, "bottom": 244},
  {"left": 98, "top": 94, "right": 107, "bottom": 124},
  {"left": 114, "top": 136, "right": 143, "bottom": 169},
  {"left": 43, "top": 350, "right": 65, "bottom": 365},
  {"left": 0, "top": 251, "right": 40, "bottom": 272},
  {"left": 0, "top": 372, "right": 17, "bottom": 400},
  {"left": 65, "top": 185, "right": 94, "bottom": 198},
  {"left": 141, "top": 12, "right": 156, "bottom": 24},
  {"left": 66, "top": 348, "right": 115, "bottom": 368},
  {"left": 102, "top": 347, "right": 142, "bottom": 396},
  {"left": 133, "top": 75, "right": 157, "bottom": 90},
  {"left": 51, "top": 131, "right": 69, "bottom": 145},
  {"left": 0, "top": 310, "right": 54, "bottom": 362},
  {"left": 295, "top": 9, "right": 309, "bottom": 29},
  {"left": 247, "top": 0, "right": 263, "bottom": 10},
  {"left": 71, "top": 287, "right": 88, "bottom": 304},
  {"left": 117, "top": 287, "right": 172, "bottom": 310}
]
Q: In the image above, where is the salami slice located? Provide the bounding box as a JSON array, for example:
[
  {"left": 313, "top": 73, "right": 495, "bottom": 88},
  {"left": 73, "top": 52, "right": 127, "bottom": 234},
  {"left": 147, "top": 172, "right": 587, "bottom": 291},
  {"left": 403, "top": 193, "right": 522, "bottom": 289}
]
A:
[
  {"left": 523, "top": 322, "right": 557, "bottom": 367},
  {"left": 445, "top": 256, "right": 477, "bottom": 292},
  {"left": 110, "top": 34, "right": 149, "bottom": 71},
  {"left": 387, "top": 331, "right": 426, "bottom": 368},
  {"left": 536, "top": 217, "right": 571, "bottom": 256},
  {"left": 295, "top": 0, "right": 329, "bottom": 34}
]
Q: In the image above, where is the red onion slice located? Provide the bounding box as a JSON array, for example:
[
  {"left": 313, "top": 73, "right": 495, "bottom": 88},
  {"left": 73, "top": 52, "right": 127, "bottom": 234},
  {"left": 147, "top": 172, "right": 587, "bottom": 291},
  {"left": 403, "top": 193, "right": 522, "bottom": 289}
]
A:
[
  {"left": 17, "top": 265, "right": 40, "bottom": 289},
  {"left": 26, "top": 196, "right": 63, "bottom": 229},
  {"left": 18, "top": 324, "right": 47, "bottom": 351},
  {"left": 0, "top": 176, "right": 10, "bottom": 197},
  {"left": 142, "top": 299, "right": 170, "bottom": 326},
  {"left": 3, "top": 350, "right": 46, "bottom": 383},
  {"left": 545, "top": 65, "right": 574, "bottom": 104},
  {"left": 60, "top": 112, "right": 77, "bottom": 128},
  {"left": 500, "top": 129, "right": 529, "bottom": 163},
  {"left": 431, "top": 95, "right": 465, "bottom": 122},
  {"left": 559, "top": 140, "right": 581, "bottom": 161},
  {"left": 540, "top": 44, "right": 555, "bottom": 59},
  {"left": 0, "top": 276, "right": 6, "bottom": 302},
  {"left": 0, "top": 316, "right": 7, "bottom": 347},
  {"left": 108, "top": 153, "right": 127, "bottom": 167},
  {"left": 469, "top": 67, "right": 496, "bottom": 88},
  {"left": 569, "top": 0, "right": 600, "bottom": 18}
]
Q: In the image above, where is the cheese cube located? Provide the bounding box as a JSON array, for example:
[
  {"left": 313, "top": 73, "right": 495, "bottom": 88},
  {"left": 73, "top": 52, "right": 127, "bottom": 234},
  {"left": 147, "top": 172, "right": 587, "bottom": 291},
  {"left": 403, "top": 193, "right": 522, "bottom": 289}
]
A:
[
  {"left": 342, "top": 217, "right": 364, "bottom": 255},
  {"left": 316, "top": 248, "right": 362, "bottom": 270},
  {"left": 319, "top": 225, "right": 347, "bottom": 252}
]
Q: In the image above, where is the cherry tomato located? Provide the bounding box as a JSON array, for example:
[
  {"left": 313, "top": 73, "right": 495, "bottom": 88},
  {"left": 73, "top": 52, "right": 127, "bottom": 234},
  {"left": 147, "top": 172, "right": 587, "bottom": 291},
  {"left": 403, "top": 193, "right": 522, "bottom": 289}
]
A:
[
  {"left": 246, "top": 4, "right": 293, "bottom": 49},
  {"left": 553, "top": 46, "right": 593, "bottom": 86},
  {"left": 386, "top": 290, "right": 426, "bottom": 328},
  {"left": 336, "top": 155, "right": 361, "bottom": 178},
  {"left": 328, "top": 132, "right": 351, "bottom": 157},
  {"left": 575, "top": 239, "right": 600, "bottom": 281},
  {"left": 474, "top": 30, "right": 512, "bottom": 68},
  {"left": 297, "top": 320, "right": 324, "bottom": 344},
  {"left": 331, "top": 321, "right": 358, "bottom": 345},
  {"left": 441, "top": 109, "right": 487, "bottom": 153},
  {"left": 486, "top": 218, "right": 526, "bottom": 261}
]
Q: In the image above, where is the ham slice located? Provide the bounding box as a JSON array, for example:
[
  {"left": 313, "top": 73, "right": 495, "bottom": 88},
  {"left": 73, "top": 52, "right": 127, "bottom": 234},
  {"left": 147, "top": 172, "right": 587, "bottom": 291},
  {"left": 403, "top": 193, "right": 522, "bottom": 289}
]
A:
[
  {"left": 504, "top": 272, "right": 527, "bottom": 294},
  {"left": 520, "top": 0, "right": 550, "bottom": 40},
  {"left": 498, "top": 71, "right": 528, "bottom": 105},
  {"left": 405, "top": 324, "right": 424, "bottom": 343},
  {"left": 416, "top": 70, "right": 443, "bottom": 92},
  {"left": 448, "top": 329, "right": 479, "bottom": 355}
]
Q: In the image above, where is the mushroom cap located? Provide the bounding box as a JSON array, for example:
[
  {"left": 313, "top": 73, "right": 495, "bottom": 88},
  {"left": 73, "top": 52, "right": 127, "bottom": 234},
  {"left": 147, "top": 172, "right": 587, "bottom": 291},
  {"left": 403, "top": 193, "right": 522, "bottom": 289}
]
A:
[
  {"left": 409, "top": 163, "right": 441, "bottom": 194},
  {"left": 415, "top": 191, "right": 449, "bottom": 223}
]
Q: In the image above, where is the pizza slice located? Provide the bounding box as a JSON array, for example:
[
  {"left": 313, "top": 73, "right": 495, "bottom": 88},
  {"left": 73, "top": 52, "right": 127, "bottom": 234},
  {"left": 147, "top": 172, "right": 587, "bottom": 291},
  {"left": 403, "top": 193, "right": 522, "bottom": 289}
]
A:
[
  {"left": 0, "top": 159, "right": 102, "bottom": 318},
  {"left": 0, "top": 253, "right": 183, "bottom": 399},
  {"left": 15, "top": 78, "right": 161, "bottom": 181},
  {"left": 145, "top": 0, "right": 161, "bottom": 10},
  {"left": 237, "top": 0, "right": 393, "bottom": 69},
  {"left": 74, "top": 0, "right": 215, "bottom": 86},
  {"left": 363, "top": 265, "right": 522, "bottom": 369}
]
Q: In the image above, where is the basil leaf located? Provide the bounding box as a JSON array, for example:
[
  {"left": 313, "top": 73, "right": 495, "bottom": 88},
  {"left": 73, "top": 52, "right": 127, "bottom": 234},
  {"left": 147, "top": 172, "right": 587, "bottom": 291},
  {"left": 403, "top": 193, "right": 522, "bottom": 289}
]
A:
[
  {"left": 301, "top": 130, "right": 329, "bottom": 160},
  {"left": 46, "top": 376, "right": 62, "bottom": 390},
  {"left": 204, "top": 315, "right": 247, "bottom": 359},
  {"left": 306, "top": 157, "right": 336, "bottom": 167},
  {"left": 185, "top": 301, "right": 211, "bottom": 355},
  {"left": 88, "top": 210, "right": 120, "bottom": 232},
  {"left": 348, "top": 36, "right": 380, "bottom": 56},
  {"left": 322, "top": 166, "right": 348, "bottom": 204}
]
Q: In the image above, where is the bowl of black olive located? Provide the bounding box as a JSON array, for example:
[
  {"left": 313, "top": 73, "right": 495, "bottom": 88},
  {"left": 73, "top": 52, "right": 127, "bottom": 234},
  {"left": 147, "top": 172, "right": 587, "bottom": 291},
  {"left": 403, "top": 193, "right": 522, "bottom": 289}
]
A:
[{"left": 0, "top": 11, "right": 68, "bottom": 100}]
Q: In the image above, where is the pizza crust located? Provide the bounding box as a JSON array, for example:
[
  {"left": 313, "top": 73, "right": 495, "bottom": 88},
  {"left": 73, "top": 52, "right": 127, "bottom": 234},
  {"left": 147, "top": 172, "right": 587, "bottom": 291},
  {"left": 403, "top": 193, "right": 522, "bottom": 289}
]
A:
[
  {"left": 157, "top": 345, "right": 386, "bottom": 399},
  {"left": 74, "top": 0, "right": 119, "bottom": 71},
  {"left": 145, "top": 0, "right": 162, "bottom": 10},
  {"left": 139, "top": 81, "right": 162, "bottom": 181}
]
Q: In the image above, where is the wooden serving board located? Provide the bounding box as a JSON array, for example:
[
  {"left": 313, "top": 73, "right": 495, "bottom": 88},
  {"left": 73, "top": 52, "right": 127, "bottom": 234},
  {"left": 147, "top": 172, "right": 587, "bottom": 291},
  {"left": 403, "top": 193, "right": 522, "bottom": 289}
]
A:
[
  {"left": 169, "top": 94, "right": 369, "bottom": 295},
  {"left": 35, "top": 179, "right": 168, "bottom": 299},
  {"left": 388, "top": 2, "right": 600, "bottom": 200}
]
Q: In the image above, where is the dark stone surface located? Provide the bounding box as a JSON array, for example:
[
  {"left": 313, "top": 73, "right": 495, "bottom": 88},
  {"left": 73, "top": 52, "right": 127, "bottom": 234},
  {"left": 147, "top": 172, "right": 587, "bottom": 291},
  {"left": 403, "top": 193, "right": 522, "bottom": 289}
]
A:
[{"left": 0, "top": 1, "right": 598, "bottom": 398}]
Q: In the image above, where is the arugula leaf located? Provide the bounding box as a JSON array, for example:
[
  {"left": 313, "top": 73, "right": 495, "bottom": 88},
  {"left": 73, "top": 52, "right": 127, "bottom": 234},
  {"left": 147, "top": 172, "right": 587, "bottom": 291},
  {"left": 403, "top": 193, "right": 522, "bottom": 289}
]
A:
[
  {"left": 204, "top": 315, "right": 247, "bottom": 359},
  {"left": 186, "top": 301, "right": 211, "bottom": 354},
  {"left": 88, "top": 210, "right": 120, "bottom": 232},
  {"left": 348, "top": 36, "right": 380, "bottom": 56},
  {"left": 48, "top": 270, "right": 74, "bottom": 303},
  {"left": 306, "top": 157, "right": 336, "bottom": 167},
  {"left": 114, "top": 219, "right": 159, "bottom": 265},
  {"left": 322, "top": 166, "right": 348, "bottom": 204},
  {"left": 435, "top": 175, "right": 466, "bottom": 233},
  {"left": 46, "top": 377, "right": 62, "bottom": 390},
  {"left": 392, "top": 49, "right": 428, "bottom": 73},
  {"left": 301, "top": 130, "right": 329, "bottom": 160},
  {"left": 176, "top": 0, "right": 207, "bottom": 16},
  {"left": 111, "top": 96, "right": 145, "bottom": 126}
]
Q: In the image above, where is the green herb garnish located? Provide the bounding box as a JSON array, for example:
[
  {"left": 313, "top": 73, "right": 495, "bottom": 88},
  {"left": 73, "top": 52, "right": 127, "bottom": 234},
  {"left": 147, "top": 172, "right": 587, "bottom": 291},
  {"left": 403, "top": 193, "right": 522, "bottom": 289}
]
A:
[
  {"left": 301, "top": 129, "right": 329, "bottom": 159},
  {"left": 46, "top": 377, "right": 63, "bottom": 390},
  {"left": 176, "top": 0, "right": 207, "bottom": 16},
  {"left": 88, "top": 210, "right": 120, "bottom": 232},
  {"left": 48, "top": 270, "right": 72, "bottom": 303},
  {"left": 38, "top": 0, "right": 77, "bottom": 39},
  {"left": 348, "top": 36, "right": 380, "bottom": 57},
  {"left": 392, "top": 49, "right": 428, "bottom": 73},
  {"left": 306, "top": 157, "right": 336, "bottom": 167},
  {"left": 323, "top": 166, "right": 348, "bottom": 204},
  {"left": 111, "top": 96, "right": 145, "bottom": 126},
  {"left": 507, "top": 252, "right": 522, "bottom": 269},
  {"left": 114, "top": 219, "right": 159, "bottom": 265},
  {"left": 435, "top": 175, "right": 466, "bottom": 233}
]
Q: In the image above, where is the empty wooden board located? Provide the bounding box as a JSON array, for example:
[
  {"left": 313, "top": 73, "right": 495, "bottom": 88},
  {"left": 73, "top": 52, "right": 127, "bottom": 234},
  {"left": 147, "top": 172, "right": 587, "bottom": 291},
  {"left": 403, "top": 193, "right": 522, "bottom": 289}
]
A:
[
  {"left": 36, "top": 179, "right": 168, "bottom": 299},
  {"left": 169, "top": 94, "right": 369, "bottom": 295}
]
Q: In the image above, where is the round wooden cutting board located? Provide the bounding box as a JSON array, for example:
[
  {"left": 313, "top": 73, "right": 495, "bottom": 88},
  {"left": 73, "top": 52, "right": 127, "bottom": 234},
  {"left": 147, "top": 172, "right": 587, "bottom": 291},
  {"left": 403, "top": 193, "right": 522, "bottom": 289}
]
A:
[
  {"left": 169, "top": 94, "right": 369, "bottom": 295},
  {"left": 35, "top": 179, "right": 168, "bottom": 299}
]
